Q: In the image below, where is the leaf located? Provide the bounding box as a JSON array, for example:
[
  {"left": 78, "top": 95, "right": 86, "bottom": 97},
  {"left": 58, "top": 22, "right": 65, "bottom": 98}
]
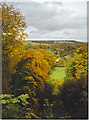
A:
[
  {"left": 1, "top": 94, "right": 13, "bottom": 98},
  {"left": 11, "top": 98, "right": 20, "bottom": 103},
  {"left": 2, "top": 99, "right": 10, "bottom": 104}
]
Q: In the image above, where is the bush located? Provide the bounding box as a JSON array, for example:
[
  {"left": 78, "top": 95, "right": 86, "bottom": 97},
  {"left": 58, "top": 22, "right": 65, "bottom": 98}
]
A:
[
  {"left": 1, "top": 94, "right": 33, "bottom": 118},
  {"left": 59, "top": 74, "right": 88, "bottom": 119}
]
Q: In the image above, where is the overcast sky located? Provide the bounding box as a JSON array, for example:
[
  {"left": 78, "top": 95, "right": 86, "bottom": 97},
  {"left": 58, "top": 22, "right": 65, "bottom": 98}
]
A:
[{"left": 14, "top": 2, "right": 87, "bottom": 42}]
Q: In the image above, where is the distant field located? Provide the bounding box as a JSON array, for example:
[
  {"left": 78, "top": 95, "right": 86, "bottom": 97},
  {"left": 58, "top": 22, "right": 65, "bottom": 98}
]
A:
[
  {"left": 26, "top": 41, "right": 40, "bottom": 45},
  {"left": 47, "top": 67, "right": 66, "bottom": 94}
]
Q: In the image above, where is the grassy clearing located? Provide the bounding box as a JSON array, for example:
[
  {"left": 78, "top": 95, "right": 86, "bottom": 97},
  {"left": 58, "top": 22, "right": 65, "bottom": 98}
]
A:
[
  {"left": 48, "top": 67, "right": 65, "bottom": 84},
  {"left": 47, "top": 67, "right": 66, "bottom": 94}
]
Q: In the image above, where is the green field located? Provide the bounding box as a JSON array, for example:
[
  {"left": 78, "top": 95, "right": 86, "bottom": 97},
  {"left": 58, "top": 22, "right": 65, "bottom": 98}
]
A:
[
  {"left": 26, "top": 41, "right": 49, "bottom": 45},
  {"left": 47, "top": 67, "right": 66, "bottom": 94},
  {"left": 26, "top": 41, "right": 40, "bottom": 45}
]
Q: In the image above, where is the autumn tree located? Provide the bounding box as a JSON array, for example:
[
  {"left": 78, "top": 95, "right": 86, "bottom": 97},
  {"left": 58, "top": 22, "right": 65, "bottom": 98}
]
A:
[
  {"left": 59, "top": 43, "right": 88, "bottom": 118},
  {"left": 1, "top": 3, "right": 27, "bottom": 93},
  {"left": 65, "top": 43, "right": 88, "bottom": 81},
  {"left": 39, "top": 49, "right": 56, "bottom": 69},
  {"left": 50, "top": 42, "right": 83, "bottom": 57},
  {"left": 11, "top": 49, "right": 52, "bottom": 112}
]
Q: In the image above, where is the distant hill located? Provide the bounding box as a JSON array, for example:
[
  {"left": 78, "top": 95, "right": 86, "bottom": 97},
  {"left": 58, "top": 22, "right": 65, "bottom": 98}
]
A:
[{"left": 25, "top": 39, "right": 85, "bottom": 45}]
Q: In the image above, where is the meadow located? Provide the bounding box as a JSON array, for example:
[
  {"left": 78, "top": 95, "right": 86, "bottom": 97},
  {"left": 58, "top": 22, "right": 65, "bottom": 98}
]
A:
[{"left": 47, "top": 67, "right": 65, "bottom": 94}]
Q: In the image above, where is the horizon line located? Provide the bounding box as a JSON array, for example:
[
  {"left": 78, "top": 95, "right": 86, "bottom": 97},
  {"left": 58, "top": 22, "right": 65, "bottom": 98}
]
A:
[{"left": 25, "top": 39, "right": 87, "bottom": 42}]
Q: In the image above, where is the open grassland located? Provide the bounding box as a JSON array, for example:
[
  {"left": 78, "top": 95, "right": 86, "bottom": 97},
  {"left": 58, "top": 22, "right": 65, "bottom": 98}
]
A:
[{"left": 47, "top": 67, "right": 65, "bottom": 94}]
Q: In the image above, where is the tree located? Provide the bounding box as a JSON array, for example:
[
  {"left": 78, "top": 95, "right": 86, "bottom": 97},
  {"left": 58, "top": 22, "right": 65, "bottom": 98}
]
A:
[
  {"left": 1, "top": 3, "right": 27, "bottom": 93},
  {"left": 39, "top": 49, "right": 56, "bottom": 69},
  {"left": 59, "top": 75, "right": 88, "bottom": 118},
  {"left": 59, "top": 43, "right": 88, "bottom": 118},
  {"left": 11, "top": 49, "right": 51, "bottom": 112},
  {"left": 65, "top": 43, "right": 88, "bottom": 81}
]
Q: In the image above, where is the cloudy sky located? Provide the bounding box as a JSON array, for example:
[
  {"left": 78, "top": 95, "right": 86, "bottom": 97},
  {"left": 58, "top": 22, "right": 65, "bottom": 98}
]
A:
[{"left": 14, "top": 2, "right": 87, "bottom": 42}]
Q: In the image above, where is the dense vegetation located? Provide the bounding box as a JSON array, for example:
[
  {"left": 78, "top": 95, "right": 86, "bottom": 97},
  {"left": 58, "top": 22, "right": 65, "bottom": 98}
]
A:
[{"left": 1, "top": 3, "right": 88, "bottom": 119}]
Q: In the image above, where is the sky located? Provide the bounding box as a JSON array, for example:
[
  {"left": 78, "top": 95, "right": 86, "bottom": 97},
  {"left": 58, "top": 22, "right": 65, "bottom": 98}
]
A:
[{"left": 13, "top": 2, "right": 87, "bottom": 42}]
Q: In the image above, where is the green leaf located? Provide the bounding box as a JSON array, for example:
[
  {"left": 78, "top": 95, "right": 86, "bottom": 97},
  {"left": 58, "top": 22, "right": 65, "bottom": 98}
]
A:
[
  {"left": 7, "top": 104, "right": 21, "bottom": 111},
  {"left": 1, "top": 94, "right": 13, "bottom": 99},
  {"left": 2, "top": 99, "right": 10, "bottom": 104},
  {"left": 11, "top": 98, "right": 20, "bottom": 103}
]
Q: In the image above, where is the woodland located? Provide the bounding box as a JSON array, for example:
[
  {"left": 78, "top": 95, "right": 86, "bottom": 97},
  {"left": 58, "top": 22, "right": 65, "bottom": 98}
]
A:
[{"left": 1, "top": 3, "right": 88, "bottom": 119}]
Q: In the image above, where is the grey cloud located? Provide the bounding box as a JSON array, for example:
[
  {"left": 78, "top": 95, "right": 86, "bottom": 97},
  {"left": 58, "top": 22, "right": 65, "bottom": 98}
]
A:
[
  {"left": 63, "top": 31, "right": 71, "bottom": 35},
  {"left": 14, "top": 2, "right": 87, "bottom": 42}
]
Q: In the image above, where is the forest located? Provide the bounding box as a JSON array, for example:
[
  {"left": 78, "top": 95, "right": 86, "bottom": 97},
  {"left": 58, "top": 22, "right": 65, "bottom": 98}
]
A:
[{"left": 1, "top": 3, "right": 88, "bottom": 119}]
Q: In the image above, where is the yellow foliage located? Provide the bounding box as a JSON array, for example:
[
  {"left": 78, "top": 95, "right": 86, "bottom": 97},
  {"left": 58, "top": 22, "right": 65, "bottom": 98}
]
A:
[
  {"left": 2, "top": 3, "right": 27, "bottom": 93},
  {"left": 66, "top": 43, "right": 88, "bottom": 81}
]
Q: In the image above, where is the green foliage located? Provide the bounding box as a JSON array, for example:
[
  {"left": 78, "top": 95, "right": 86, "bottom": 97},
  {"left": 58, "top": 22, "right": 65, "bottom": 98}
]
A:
[
  {"left": 58, "top": 43, "right": 88, "bottom": 119},
  {"left": 50, "top": 43, "right": 83, "bottom": 57},
  {"left": 37, "top": 82, "right": 70, "bottom": 118},
  {"left": 65, "top": 43, "right": 88, "bottom": 81},
  {"left": 37, "top": 82, "right": 55, "bottom": 118},
  {"left": 56, "top": 55, "right": 72, "bottom": 67},
  {"left": 59, "top": 76, "right": 88, "bottom": 118},
  {"left": 1, "top": 94, "right": 39, "bottom": 119},
  {"left": 18, "top": 94, "right": 29, "bottom": 105},
  {"left": 1, "top": 94, "right": 29, "bottom": 105}
]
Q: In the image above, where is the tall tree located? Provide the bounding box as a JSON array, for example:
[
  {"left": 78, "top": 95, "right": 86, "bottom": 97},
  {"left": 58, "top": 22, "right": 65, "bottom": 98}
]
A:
[
  {"left": 65, "top": 43, "right": 88, "bottom": 81},
  {"left": 1, "top": 3, "right": 27, "bottom": 93}
]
